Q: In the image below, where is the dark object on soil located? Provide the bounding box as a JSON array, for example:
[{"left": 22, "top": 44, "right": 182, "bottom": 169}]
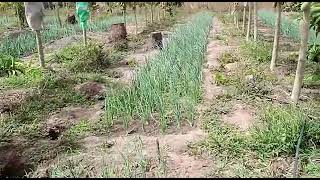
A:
[
  {"left": 109, "top": 23, "right": 128, "bottom": 50},
  {"left": 48, "top": 127, "right": 60, "bottom": 140},
  {"left": 151, "top": 32, "right": 163, "bottom": 49},
  {"left": 0, "top": 146, "right": 27, "bottom": 178},
  {"left": 75, "top": 81, "right": 106, "bottom": 100},
  {"left": 65, "top": 14, "right": 77, "bottom": 25},
  {"left": 109, "top": 23, "right": 127, "bottom": 42}
]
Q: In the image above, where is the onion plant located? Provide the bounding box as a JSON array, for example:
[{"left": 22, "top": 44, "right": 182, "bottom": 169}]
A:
[
  {"left": 258, "top": 10, "right": 320, "bottom": 44},
  {"left": 104, "top": 12, "right": 213, "bottom": 132}
]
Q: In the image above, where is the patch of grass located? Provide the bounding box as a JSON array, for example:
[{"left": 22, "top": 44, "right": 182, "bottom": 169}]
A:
[
  {"left": 213, "top": 70, "right": 232, "bottom": 86},
  {"left": 218, "top": 52, "right": 239, "bottom": 64},
  {"left": 218, "top": 14, "right": 233, "bottom": 25},
  {"left": 0, "top": 65, "right": 44, "bottom": 90},
  {"left": 36, "top": 136, "right": 152, "bottom": 178},
  {"left": 304, "top": 66, "right": 320, "bottom": 88},
  {"left": 65, "top": 120, "right": 94, "bottom": 140},
  {"left": 250, "top": 105, "right": 305, "bottom": 158},
  {"left": 54, "top": 42, "right": 108, "bottom": 73},
  {"left": 240, "top": 40, "right": 272, "bottom": 63}
]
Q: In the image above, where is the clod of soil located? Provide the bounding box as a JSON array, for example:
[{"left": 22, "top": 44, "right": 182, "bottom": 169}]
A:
[
  {"left": 74, "top": 81, "right": 106, "bottom": 100},
  {"left": 0, "top": 89, "right": 31, "bottom": 113},
  {"left": 43, "top": 106, "right": 103, "bottom": 139}
]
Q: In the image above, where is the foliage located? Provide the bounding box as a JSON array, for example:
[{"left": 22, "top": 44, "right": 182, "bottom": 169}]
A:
[
  {"left": 308, "top": 43, "right": 320, "bottom": 62},
  {"left": 283, "top": 2, "right": 303, "bottom": 12},
  {"left": 310, "top": 2, "right": 320, "bottom": 37},
  {"left": 0, "top": 54, "right": 24, "bottom": 77},
  {"left": 54, "top": 42, "right": 107, "bottom": 72},
  {"left": 240, "top": 40, "right": 272, "bottom": 63}
]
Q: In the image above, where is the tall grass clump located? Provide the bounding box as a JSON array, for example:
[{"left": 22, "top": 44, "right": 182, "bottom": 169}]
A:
[
  {"left": 250, "top": 104, "right": 320, "bottom": 159},
  {"left": 105, "top": 12, "right": 213, "bottom": 132},
  {"left": 257, "top": 10, "right": 320, "bottom": 44}
]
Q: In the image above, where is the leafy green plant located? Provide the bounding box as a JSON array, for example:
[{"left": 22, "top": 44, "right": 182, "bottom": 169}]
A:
[
  {"left": 308, "top": 43, "right": 320, "bottom": 62},
  {"left": 55, "top": 42, "right": 107, "bottom": 72},
  {"left": 0, "top": 54, "right": 24, "bottom": 77}
]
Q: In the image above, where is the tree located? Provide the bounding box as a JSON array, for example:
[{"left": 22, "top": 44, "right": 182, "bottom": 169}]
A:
[
  {"left": 246, "top": 2, "right": 252, "bottom": 41},
  {"left": 54, "top": 2, "right": 62, "bottom": 28},
  {"left": 270, "top": 2, "right": 283, "bottom": 71},
  {"left": 291, "top": 2, "right": 311, "bottom": 104},
  {"left": 242, "top": 2, "right": 248, "bottom": 32},
  {"left": 232, "top": 3, "right": 240, "bottom": 29},
  {"left": 253, "top": 2, "right": 258, "bottom": 41}
]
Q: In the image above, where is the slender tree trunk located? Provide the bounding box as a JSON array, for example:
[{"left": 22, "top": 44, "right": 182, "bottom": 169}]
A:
[
  {"left": 55, "top": 3, "right": 62, "bottom": 28},
  {"left": 158, "top": 7, "right": 161, "bottom": 21},
  {"left": 35, "top": 30, "right": 45, "bottom": 68},
  {"left": 242, "top": 3, "right": 247, "bottom": 31},
  {"left": 270, "top": 3, "right": 282, "bottom": 71},
  {"left": 123, "top": 7, "right": 126, "bottom": 26},
  {"left": 291, "top": 2, "right": 311, "bottom": 104},
  {"left": 134, "top": 7, "right": 138, "bottom": 34},
  {"left": 83, "top": 28, "right": 87, "bottom": 46},
  {"left": 253, "top": 2, "right": 258, "bottom": 41},
  {"left": 246, "top": 2, "right": 252, "bottom": 41},
  {"left": 151, "top": 4, "right": 154, "bottom": 23},
  {"left": 144, "top": 6, "right": 148, "bottom": 25}
]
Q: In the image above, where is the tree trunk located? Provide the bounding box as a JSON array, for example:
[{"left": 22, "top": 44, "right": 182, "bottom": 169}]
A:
[
  {"left": 83, "top": 28, "right": 87, "bottom": 46},
  {"left": 144, "top": 6, "right": 148, "bottom": 25},
  {"left": 123, "top": 5, "right": 127, "bottom": 26},
  {"left": 242, "top": 3, "right": 247, "bottom": 32},
  {"left": 253, "top": 2, "right": 258, "bottom": 41},
  {"left": 134, "top": 7, "right": 138, "bottom": 35},
  {"left": 291, "top": 2, "right": 311, "bottom": 104},
  {"left": 246, "top": 2, "right": 252, "bottom": 41},
  {"left": 35, "top": 30, "right": 45, "bottom": 68},
  {"left": 55, "top": 3, "right": 62, "bottom": 27},
  {"left": 151, "top": 4, "right": 154, "bottom": 23},
  {"left": 270, "top": 3, "right": 282, "bottom": 71},
  {"left": 16, "top": 3, "right": 27, "bottom": 30}
]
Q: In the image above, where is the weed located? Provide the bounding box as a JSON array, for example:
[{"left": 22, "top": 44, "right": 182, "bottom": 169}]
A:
[
  {"left": 0, "top": 54, "right": 25, "bottom": 77},
  {"left": 54, "top": 42, "right": 108, "bottom": 72},
  {"left": 218, "top": 52, "right": 239, "bottom": 64},
  {"left": 213, "top": 70, "right": 232, "bottom": 86},
  {"left": 240, "top": 40, "right": 272, "bottom": 63},
  {"left": 65, "top": 120, "right": 94, "bottom": 140}
]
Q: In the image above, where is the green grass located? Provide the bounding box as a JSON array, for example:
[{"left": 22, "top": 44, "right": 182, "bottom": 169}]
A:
[
  {"left": 240, "top": 40, "right": 272, "bottom": 63},
  {"left": 104, "top": 12, "right": 213, "bottom": 132}
]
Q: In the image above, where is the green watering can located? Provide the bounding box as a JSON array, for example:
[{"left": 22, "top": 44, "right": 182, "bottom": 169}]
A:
[{"left": 76, "top": 2, "right": 89, "bottom": 30}]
